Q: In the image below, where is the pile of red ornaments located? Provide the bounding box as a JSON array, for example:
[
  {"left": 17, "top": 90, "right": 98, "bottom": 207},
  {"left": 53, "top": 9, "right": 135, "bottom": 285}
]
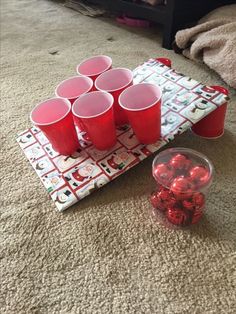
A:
[{"left": 151, "top": 148, "right": 213, "bottom": 227}]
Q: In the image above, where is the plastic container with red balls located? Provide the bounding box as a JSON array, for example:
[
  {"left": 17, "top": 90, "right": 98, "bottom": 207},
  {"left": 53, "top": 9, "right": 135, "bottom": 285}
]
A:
[{"left": 150, "top": 148, "right": 213, "bottom": 227}]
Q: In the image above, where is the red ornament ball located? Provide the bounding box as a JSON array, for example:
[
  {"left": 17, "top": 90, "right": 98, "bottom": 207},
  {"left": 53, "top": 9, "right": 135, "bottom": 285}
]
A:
[
  {"left": 167, "top": 207, "right": 189, "bottom": 226},
  {"left": 182, "top": 199, "right": 195, "bottom": 211},
  {"left": 169, "top": 154, "right": 190, "bottom": 171},
  {"left": 192, "top": 192, "right": 205, "bottom": 209},
  {"left": 150, "top": 191, "right": 166, "bottom": 212},
  {"left": 189, "top": 165, "right": 210, "bottom": 186},
  {"left": 157, "top": 188, "right": 170, "bottom": 201},
  {"left": 191, "top": 208, "right": 203, "bottom": 224},
  {"left": 170, "top": 176, "right": 193, "bottom": 200},
  {"left": 153, "top": 163, "right": 174, "bottom": 185},
  {"left": 164, "top": 196, "right": 176, "bottom": 208}
]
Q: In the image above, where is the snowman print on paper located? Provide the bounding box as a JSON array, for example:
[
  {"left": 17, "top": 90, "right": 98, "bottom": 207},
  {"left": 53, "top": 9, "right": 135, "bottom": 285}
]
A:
[
  {"left": 161, "top": 81, "right": 182, "bottom": 102},
  {"left": 144, "top": 73, "right": 167, "bottom": 86},
  {"left": 164, "top": 121, "right": 192, "bottom": 142},
  {"left": 147, "top": 60, "right": 170, "bottom": 75},
  {"left": 118, "top": 130, "right": 139, "bottom": 149},
  {"left": 24, "top": 143, "right": 45, "bottom": 162},
  {"left": 99, "top": 148, "right": 137, "bottom": 176},
  {"left": 194, "top": 85, "right": 218, "bottom": 100},
  {"left": 52, "top": 187, "right": 77, "bottom": 212},
  {"left": 164, "top": 90, "right": 197, "bottom": 112},
  {"left": 76, "top": 174, "right": 109, "bottom": 199},
  {"left": 35, "top": 132, "right": 49, "bottom": 146},
  {"left": 44, "top": 143, "right": 59, "bottom": 158},
  {"left": 164, "top": 69, "right": 183, "bottom": 82},
  {"left": 133, "top": 65, "right": 153, "bottom": 84},
  {"left": 181, "top": 98, "right": 217, "bottom": 123},
  {"left": 32, "top": 156, "right": 55, "bottom": 176},
  {"left": 161, "top": 112, "right": 185, "bottom": 137},
  {"left": 41, "top": 170, "right": 65, "bottom": 194},
  {"left": 178, "top": 77, "right": 199, "bottom": 90},
  {"left": 64, "top": 158, "right": 102, "bottom": 190},
  {"left": 17, "top": 131, "right": 36, "bottom": 149}
]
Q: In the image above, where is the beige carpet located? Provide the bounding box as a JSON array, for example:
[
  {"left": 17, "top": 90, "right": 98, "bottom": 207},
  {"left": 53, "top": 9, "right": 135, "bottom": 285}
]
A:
[{"left": 1, "top": 0, "right": 236, "bottom": 313}]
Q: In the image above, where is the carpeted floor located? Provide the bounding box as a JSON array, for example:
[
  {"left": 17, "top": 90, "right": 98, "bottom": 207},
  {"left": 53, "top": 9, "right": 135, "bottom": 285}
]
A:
[{"left": 1, "top": 0, "right": 236, "bottom": 313}]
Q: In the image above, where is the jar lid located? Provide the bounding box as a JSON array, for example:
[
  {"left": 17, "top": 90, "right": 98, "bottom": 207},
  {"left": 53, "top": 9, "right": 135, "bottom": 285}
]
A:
[{"left": 152, "top": 147, "right": 213, "bottom": 192}]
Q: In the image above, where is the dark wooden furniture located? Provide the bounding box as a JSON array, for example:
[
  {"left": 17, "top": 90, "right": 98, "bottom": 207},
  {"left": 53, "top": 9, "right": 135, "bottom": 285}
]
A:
[{"left": 86, "top": 0, "right": 236, "bottom": 49}]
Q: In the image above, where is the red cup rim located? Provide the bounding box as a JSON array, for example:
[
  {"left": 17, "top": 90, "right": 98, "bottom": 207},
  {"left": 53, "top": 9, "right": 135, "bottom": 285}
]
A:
[
  {"left": 30, "top": 97, "right": 71, "bottom": 126},
  {"left": 119, "top": 83, "right": 162, "bottom": 112},
  {"left": 76, "top": 55, "right": 112, "bottom": 77},
  {"left": 55, "top": 75, "right": 93, "bottom": 100},
  {"left": 94, "top": 68, "right": 133, "bottom": 92},
  {"left": 72, "top": 91, "right": 114, "bottom": 119}
]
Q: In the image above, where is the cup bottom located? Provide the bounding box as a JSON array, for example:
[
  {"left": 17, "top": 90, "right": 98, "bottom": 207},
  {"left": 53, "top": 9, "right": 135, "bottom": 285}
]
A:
[{"left": 191, "top": 128, "right": 224, "bottom": 139}]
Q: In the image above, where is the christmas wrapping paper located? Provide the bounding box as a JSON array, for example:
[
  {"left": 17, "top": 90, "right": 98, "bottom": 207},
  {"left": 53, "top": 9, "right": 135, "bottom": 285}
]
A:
[{"left": 16, "top": 59, "right": 228, "bottom": 211}]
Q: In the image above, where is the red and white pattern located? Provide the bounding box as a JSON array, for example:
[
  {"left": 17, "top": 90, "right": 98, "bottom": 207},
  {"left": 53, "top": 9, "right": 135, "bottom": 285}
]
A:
[{"left": 16, "top": 59, "right": 228, "bottom": 211}]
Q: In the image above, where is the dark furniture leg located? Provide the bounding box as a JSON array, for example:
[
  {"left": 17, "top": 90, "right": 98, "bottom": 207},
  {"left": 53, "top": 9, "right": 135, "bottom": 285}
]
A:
[{"left": 86, "top": 0, "right": 236, "bottom": 50}]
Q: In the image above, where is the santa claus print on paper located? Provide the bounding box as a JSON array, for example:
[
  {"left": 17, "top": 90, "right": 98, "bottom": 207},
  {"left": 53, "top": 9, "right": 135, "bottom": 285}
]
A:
[
  {"left": 53, "top": 149, "right": 88, "bottom": 173},
  {"left": 64, "top": 158, "right": 102, "bottom": 190},
  {"left": 99, "top": 148, "right": 137, "bottom": 177}
]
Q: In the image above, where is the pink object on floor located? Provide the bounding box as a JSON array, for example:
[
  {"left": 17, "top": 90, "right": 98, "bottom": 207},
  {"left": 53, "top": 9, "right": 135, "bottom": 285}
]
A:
[
  {"left": 95, "top": 68, "right": 133, "bottom": 126},
  {"left": 119, "top": 83, "right": 162, "bottom": 144},
  {"left": 116, "top": 16, "right": 150, "bottom": 28},
  {"left": 191, "top": 85, "right": 229, "bottom": 138},
  {"left": 55, "top": 76, "right": 93, "bottom": 104},
  {"left": 72, "top": 91, "right": 117, "bottom": 150},
  {"left": 76, "top": 55, "right": 112, "bottom": 82},
  {"left": 30, "top": 98, "right": 80, "bottom": 155}
]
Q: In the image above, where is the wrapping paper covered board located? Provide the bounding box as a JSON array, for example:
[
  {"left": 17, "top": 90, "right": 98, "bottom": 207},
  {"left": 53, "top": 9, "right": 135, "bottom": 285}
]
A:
[{"left": 16, "top": 59, "right": 228, "bottom": 211}]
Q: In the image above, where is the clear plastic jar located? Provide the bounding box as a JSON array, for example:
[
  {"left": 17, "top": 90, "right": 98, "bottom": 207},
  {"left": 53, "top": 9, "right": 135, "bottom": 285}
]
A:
[{"left": 150, "top": 148, "right": 213, "bottom": 227}]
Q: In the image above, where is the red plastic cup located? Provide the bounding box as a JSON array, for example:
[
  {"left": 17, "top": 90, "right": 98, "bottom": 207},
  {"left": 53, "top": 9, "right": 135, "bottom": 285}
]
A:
[
  {"left": 95, "top": 68, "right": 133, "bottom": 125},
  {"left": 156, "top": 57, "right": 172, "bottom": 67},
  {"left": 72, "top": 91, "right": 117, "bottom": 150},
  {"left": 55, "top": 76, "right": 93, "bottom": 104},
  {"left": 119, "top": 83, "right": 162, "bottom": 144},
  {"left": 191, "top": 86, "right": 229, "bottom": 138},
  {"left": 30, "top": 98, "right": 80, "bottom": 156},
  {"left": 76, "top": 55, "right": 112, "bottom": 82}
]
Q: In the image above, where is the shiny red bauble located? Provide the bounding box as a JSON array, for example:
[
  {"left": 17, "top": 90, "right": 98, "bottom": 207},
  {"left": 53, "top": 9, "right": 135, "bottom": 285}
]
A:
[
  {"left": 191, "top": 208, "right": 203, "bottom": 224},
  {"left": 192, "top": 192, "right": 205, "bottom": 209},
  {"left": 169, "top": 154, "right": 191, "bottom": 171},
  {"left": 170, "top": 176, "right": 193, "bottom": 200},
  {"left": 150, "top": 191, "right": 166, "bottom": 212},
  {"left": 157, "top": 188, "right": 170, "bottom": 201},
  {"left": 164, "top": 196, "right": 176, "bottom": 208},
  {"left": 182, "top": 199, "right": 195, "bottom": 211},
  {"left": 150, "top": 192, "right": 160, "bottom": 209},
  {"left": 189, "top": 165, "right": 210, "bottom": 186},
  {"left": 153, "top": 163, "right": 174, "bottom": 185},
  {"left": 167, "top": 207, "right": 189, "bottom": 226}
]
